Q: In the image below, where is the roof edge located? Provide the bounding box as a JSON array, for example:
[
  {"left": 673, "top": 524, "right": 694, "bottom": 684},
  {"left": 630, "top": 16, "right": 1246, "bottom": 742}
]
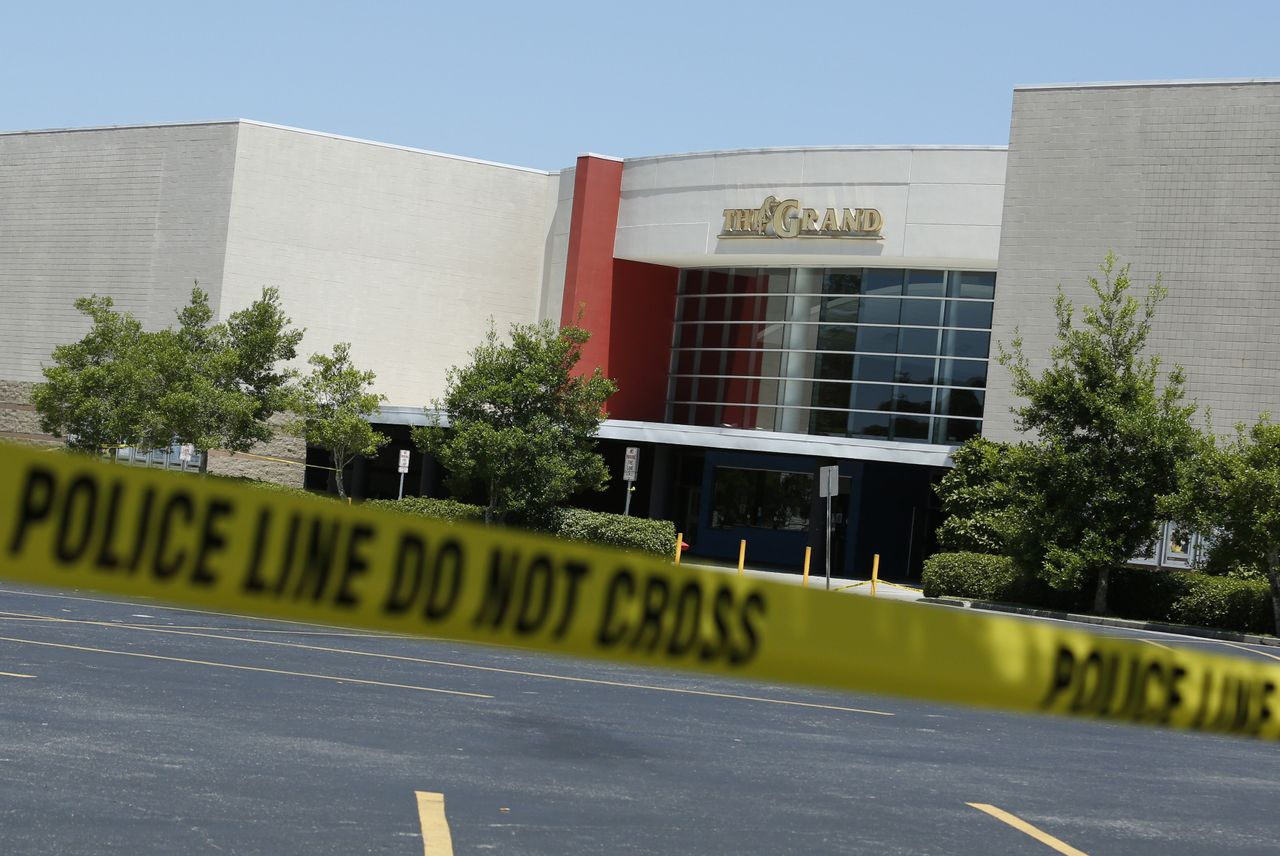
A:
[
  {"left": 620, "top": 144, "right": 1007, "bottom": 164},
  {"left": 1016, "top": 77, "right": 1280, "bottom": 92},
  {"left": 0, "top": 119, "right": 242, "bottom": 137},
  {"left": 0, "top": 118, "right": 554, "bottom": 176}
]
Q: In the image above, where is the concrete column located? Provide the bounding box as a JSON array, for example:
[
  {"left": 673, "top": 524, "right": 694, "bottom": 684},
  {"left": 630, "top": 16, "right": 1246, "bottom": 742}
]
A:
[{"left": 779, "top": 269, "right": 821, "bottom": 434}]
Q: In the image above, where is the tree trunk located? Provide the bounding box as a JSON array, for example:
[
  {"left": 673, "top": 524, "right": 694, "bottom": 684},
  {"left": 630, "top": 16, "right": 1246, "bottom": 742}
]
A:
[
  {"left": 1267, "top": 547, "right": 1280, "bottom": 636},
  {"left": 334, "top": 450, "right": 347, "bottom": 499},
  {"left": 485, "top": 479, "right": 497, "bottom": 526},
  {"left": 1092, "top": 566, "right": 1111, "bottom": 615}
]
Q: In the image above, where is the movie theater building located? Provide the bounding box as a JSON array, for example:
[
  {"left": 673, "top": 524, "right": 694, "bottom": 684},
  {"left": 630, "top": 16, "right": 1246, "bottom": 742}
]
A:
[
  {"left": 4, "top": 79, "right": 1278, "bottom": 579},
  {"left": 527, "top": 145, "right": 1006, "bottom": 580}
]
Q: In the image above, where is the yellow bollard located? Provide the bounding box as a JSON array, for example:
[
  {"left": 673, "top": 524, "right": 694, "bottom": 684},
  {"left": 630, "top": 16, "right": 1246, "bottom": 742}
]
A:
[
  {"left": 738, "top": 540, "right": 746, "bottom": 576},
  {"left": 871, "top": 553, "right": 880, "bottom": 597},
  {"left": 675, "top": 532, "right": 683, "bottom": 566},
  {"left": 802, "top": 546, "right": 811, "bottom": 587}
]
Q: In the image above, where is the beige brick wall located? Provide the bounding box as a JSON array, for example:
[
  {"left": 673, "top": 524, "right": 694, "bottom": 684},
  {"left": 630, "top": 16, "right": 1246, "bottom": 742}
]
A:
[
  {"left": 206, "top": 416, "right": 307, "bottom": 487},
  {"left": 987, "top": 82, "right": 1280, "bottom": 441},
  {"left": 0, "top": 379, "right": 56, "bottom": 446}
]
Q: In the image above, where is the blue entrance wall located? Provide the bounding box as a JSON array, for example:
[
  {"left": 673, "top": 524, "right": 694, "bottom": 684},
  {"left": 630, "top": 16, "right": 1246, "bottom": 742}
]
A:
[{"left": 694, "top": 450, "right": 861, "bottom": 573}]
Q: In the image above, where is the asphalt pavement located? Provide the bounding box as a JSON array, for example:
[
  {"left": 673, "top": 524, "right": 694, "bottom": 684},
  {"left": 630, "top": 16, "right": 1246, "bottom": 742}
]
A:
[{"left": 2, "top": 582, "right": 1279, "bottom": 855}]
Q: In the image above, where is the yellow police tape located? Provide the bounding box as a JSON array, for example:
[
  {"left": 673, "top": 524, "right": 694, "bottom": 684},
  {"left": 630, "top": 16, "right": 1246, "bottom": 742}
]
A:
[{"left": 2, "top": 440, "right": 1279, "bottom": 740}]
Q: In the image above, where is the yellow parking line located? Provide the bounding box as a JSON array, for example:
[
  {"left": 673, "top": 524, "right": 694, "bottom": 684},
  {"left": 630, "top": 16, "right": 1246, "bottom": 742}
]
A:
[
  {"left": 1141, "top": 639, "right": 1176, "bottom": 652},
  {"left": 5, "top": 609, "right": 893, "bottom": 716},
  {"left": 415, "top": 791, "right": 455, "bottom": 856},
  {"left": 0, "top": 635, "right": 491, "bottom": 699},
  {"left": 0, "top": 670, "right": 35, "bottom": 679},
  {"left": 967, "top": 803, "right": 1088, "bottom": 855}
]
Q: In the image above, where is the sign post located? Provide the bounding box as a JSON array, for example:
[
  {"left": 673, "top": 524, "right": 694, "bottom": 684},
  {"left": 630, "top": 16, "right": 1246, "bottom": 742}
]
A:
[
  {"left": 818, "top": 465, "right": 839, "bottom": 590},
  {"left": 397, "top": 449, "right": 411, "bottom": 500},
  {"left": 622, "top": 446, "right": 639, "bottom": 516}
]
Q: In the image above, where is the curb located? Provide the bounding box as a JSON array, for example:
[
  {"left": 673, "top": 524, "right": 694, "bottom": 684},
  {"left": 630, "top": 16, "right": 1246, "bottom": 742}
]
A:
[{"left": 919, "top": 596, "right": 1280, "bottom": 649}]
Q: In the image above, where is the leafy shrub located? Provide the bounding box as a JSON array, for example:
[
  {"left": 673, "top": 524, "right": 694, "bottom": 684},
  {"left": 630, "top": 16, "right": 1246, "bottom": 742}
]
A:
[
  {"left": 362, "top": 498, "right": 676, "bottom": 557},
  {"left": 552, "top": 508, "right": 676, "bottom": 557},
  {"left": 922, "top": 552, "right": 1022, "bottom": 601},
  {"left": 1169, "top": 575, "right": 1273, "bottom": 634},
  {"left": 1110, "top": 567, "right": 1273, "bottom": 634},
  {"left": 363, "top": 496, "right": 485, "bottom": 522}
]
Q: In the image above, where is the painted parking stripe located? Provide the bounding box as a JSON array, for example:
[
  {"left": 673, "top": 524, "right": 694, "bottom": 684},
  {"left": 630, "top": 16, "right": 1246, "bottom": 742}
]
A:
[
  {"left": 0, "top": 635, "right": 492, "bottom": 698},
  {"left": 0, "top": 587, "right": 415, "bottom": 635},
  {"left": 416, "top": 791, "right": 454, "bottom": 856},
  {"left": 0, "top": 609, "right": 893, "bottom": 716},
  {"left": 967, "top": 803, "right": 1087, "bottom": 855},
  {"left": 0, "top": 670, "right": 35, "bottom": 678}
]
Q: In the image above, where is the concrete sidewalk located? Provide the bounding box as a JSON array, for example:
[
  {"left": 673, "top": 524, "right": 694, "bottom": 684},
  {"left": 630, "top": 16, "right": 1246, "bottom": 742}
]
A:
[
  {"left": 687, "top": 561, "right": 1280, "bottom": 644},
  {"left": 682, "top": 561, "right": 923, "bottom": 601}
]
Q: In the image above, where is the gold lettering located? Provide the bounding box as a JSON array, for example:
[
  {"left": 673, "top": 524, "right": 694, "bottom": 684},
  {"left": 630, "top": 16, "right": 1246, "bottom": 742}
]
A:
[
  {"left": 721, "top": 199, "right": 884, "bottom": 239},
  {"left": 857, "top": 208, "right": 884, "bottom": 234},
  {"left": 771, "top": 199, "right": 801, "bottom": 238}
]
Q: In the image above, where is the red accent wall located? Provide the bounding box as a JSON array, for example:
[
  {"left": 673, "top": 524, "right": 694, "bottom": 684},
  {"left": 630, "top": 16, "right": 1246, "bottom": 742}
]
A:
[
  {"left": 560, "top": 156, "right": 680, "bottom": 422},
  {"left": 608, "top": 260, "right": 679, "bottom": 421},
  {"left": 561, "top": 156, "right": 624, "bottom": 376}
]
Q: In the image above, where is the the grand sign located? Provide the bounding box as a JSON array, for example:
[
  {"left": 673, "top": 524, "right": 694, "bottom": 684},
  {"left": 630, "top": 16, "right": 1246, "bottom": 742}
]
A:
[{"left": 719, "top": 196, "right": 883, "bottom": 240}]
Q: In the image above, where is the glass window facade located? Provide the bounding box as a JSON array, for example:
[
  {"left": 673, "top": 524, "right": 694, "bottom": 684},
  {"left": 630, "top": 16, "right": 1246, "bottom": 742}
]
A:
[{"left": 667, "top": 267, "right": 996, "bottom": 444}]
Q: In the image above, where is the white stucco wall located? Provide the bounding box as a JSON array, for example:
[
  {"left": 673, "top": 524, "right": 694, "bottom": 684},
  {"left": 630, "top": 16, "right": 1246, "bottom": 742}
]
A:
[
  {"left": 538, "top": 166, "right": 575, "bottom": 326},
  {"left": 613, "top": 146, "right": 1006, "bottom": 270},
  {"left": 219, "top": 121, "right": 558, "bottom": 407}
]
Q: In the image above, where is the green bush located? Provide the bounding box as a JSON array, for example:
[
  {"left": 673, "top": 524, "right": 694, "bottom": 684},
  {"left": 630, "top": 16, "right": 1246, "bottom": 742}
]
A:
[
  {"left": 551, "top": 507, "right": 676, "bottom": 557},
  {"left": 1169, "top": 575, "right": 1274, "bottom": 634},
  {"left": 361, "top": 498, "right": 676, "bottom": 557},
  {"left": 1110, "top": 567, "right": 1274, "bottom": 634},
  {"left": 363, "top": 496, "right": 485, "bottom": 522},
  {"left": 922, "top": 552, "right": 1022, "bottom": 601}
]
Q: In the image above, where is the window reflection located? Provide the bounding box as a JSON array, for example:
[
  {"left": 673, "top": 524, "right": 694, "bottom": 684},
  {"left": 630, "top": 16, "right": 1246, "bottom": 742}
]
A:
[
  {"left": 712, "top": 467, "right": 813, "bottom": 531},
  {"left": 670, "top": 266, "right": 996, "bottom": 444}
]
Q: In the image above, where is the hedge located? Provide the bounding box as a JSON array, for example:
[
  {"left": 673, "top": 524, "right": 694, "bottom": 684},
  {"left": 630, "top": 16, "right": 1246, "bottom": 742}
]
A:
[
  {"left": 924, "top": 552, "right": 1277, "bottom": 635},
  {"left": 551, "top": 507, "right": 676, "bottom": 557},
  {"left": 363, "top": 496, "right": 485, "bottom": 523},
  {"left": 921, "top": 552, "right": 1021, "bottom": 601},
  {"left": 362, "top": 498, "right": 677, "bottom": 557},
  {"left": 1111, "top": 567, "right": 1275, "bottom": 635}
]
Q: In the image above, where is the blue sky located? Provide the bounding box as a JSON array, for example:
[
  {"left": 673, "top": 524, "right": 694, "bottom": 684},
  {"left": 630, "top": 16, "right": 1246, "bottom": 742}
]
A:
[{"left": 5, "top": 1, "right": 1277, "bottom": 170}]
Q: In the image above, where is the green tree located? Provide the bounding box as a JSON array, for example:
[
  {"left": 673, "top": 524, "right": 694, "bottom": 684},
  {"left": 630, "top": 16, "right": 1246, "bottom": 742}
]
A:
[
  {"left": 34, "top": 287, "right": 303, "bottom": 467},
  {"left": 934, "top": 437, "right": 1030, "bottom": 554},
  {"left": 998, "top": 253, "right": 1198, "bottom": 613},
  {"left": 33, "top": 296, "right": 153, "bottom": 453},
  {"left": 416, "top": 320, "right": 617, "bottom": 524},
  {"left": 287, "top": 342, "right": 389, "bottom": 499},
  {"left": 219, "top": 286, "right": 305, "bottom": 447},
  {"left": 163, "top": 286, "right": 303, "bottom": 460},
  {"left": 1167, "top": 418, "right": 1280, "bottom": 629}
]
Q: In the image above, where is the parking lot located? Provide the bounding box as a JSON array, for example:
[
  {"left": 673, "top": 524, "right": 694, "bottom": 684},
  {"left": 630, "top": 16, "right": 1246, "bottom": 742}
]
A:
[{"left": 2, "top": 582, "right": 1280, "bottom": 855}]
